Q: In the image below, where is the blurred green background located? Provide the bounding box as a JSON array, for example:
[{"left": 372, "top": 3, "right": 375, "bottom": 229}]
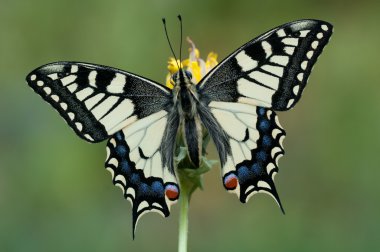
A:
[{"left": 1, "top": 0, "right": 380, "bottom": 251}]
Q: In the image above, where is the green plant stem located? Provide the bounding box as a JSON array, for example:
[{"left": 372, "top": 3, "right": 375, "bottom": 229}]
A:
[{"left": 178, "top": 182, "right": 189, "bottom": 252}]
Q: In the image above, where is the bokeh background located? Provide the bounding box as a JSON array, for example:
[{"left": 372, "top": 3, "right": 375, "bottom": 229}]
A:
[{"left": 1, "top": 0, "right": 380, "bottom": 251}]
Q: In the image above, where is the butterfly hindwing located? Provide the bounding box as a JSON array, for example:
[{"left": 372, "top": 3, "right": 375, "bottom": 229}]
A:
[
  {"left": 105, "top": 110, "right": 180, "bottom": 237},
  {"left": 199, "top": 19, "right": 333, "bottom": 110},
  {"left": 26, "top": 62, "right": 171, "bottom": 142},
  {"left": 203, "top": 101, "right": 285, "bottom": 207}
]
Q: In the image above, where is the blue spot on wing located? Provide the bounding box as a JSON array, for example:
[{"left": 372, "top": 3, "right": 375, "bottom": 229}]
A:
[
  {"left": 116, "top": 145, "right": 127, "bottom": 156},
  {"left": 130, "top": 173, "right": 140, "bottom": 184},
  {"left": 259, "top": 120, "right": 270, "bottom": 131},
  {"left": 139, "top": 183, "right": 150, "bottom": 195},
  {"left": 151, "top": 181, "right": 164, "bottom": 195},
  {"left": 262, "top": 135, "right": 272, "bottom": 146},
  {"left": 251, "top": 163, "right": 263, "bottom": 175},
  {"left": 237, "top": 166, "right": 253, "bottom": 183},
  {"left": 120, "top": 160, "right": 131, "bottom": 174},
  {"left": 256, "top": 151, "right": 267, "bottom": 162},
  {"left": 115, "top": 132, "right": 124, "bottom": 141},
  {"left": 258, "top": 107, "right": 266, "bottom": 116}
]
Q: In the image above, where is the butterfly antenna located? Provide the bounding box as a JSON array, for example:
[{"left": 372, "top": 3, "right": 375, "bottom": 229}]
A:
[
  {"left": 162, "top": 18, "right": 180, "bottom": 69},
  {"left": 178, "top": 15, "right": 183, "bottom": 65}
]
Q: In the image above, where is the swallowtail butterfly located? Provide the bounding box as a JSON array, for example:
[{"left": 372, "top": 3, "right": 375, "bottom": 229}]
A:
[{"left": 26, "top": 19, "right": 333, "bottom": 236}]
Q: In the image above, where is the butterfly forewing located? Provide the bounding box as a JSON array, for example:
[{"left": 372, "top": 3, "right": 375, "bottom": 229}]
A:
[
  {"left": 26, "top": 62, "right": 172, "bottom": 142},
  {"left": 199, "top": 19, "right": 333, "bottom": 111}
]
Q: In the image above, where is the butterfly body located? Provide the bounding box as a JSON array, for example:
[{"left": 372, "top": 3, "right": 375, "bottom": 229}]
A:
[
  {"left": 172, "top": 69, "right": 203, "bottom": 167},
  {"left": 26, "top": 19, "right": 333, "bottom": 236}
]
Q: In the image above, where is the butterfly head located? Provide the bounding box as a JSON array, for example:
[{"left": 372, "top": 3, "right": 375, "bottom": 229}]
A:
[{"left": 171, "top": 69, "right": 193, "bottom": 86}]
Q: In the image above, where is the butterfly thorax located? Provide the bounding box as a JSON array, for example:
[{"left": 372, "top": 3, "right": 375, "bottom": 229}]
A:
[
  {"left": 172, "top": 69, "right": 199, "bottom": 119},
  {"left": 172, "top": 69, "right": 202, "bottom": 167}
]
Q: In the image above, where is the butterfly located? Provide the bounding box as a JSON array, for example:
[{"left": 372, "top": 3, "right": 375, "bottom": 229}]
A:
[{"left": 26, "top": 19, "right": 333, "bottom": 236}]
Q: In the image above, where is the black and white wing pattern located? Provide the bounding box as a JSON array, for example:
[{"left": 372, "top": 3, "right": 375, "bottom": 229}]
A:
[
  {"left": 105, "top": 110, "right": 180, "bottom": 238},
  {"left": 26, "top": 62, "right": 171, "bottom": 142},
  {"left": 198, "top": 20, "right": 332, "bottom": 206},
  {"left": 199, "top": 19, "right": 333, "bottom": 110},
  {"left": 26, "top": 62, "right": 180, "bottom": 236},
  {"left": 204, "top": 102, "right": 285, "bottom": 208}
]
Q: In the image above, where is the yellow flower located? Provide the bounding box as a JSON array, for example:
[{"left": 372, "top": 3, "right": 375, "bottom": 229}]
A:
[
  {"left": 165, "top": 37, "right": 218, "bottom": 89},
  {"left": 167, "top": 58, "right": 189, "bottom": 74},
  {"left": 206, "top": 52, "right": 218, "bottom": 71}
]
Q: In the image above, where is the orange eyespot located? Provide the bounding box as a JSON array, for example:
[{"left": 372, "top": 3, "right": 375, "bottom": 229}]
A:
[
  {"left": 224, "top": 173, "right": 238, "bottom": 190},
  {"left": 165, "top": 184, "right": 179, "bottom": 200}
]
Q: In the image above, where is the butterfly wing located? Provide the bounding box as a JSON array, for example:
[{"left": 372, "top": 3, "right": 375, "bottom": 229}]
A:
[
  {"left": 105, "top": 110, "right": 180, "bottom": 238},
  {"left": 198, "top": 19, "right": 333, "bottom": 110},
  {"left": 26, "top": 62, "right": 172, "bottom": 142},
  {"left": 198, "top": 20, "right": 332, "bottom": 206},
  {"left": 199, "top": 102, "right": 285, "bottom": 207},
  {"left": 27, "top": 62, "right": 180, "bottom": 236}
]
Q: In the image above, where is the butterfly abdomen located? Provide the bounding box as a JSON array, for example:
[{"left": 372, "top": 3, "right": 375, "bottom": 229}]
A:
[{"left": 183, "top": 116, "right": 202, "bottom": 167}]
